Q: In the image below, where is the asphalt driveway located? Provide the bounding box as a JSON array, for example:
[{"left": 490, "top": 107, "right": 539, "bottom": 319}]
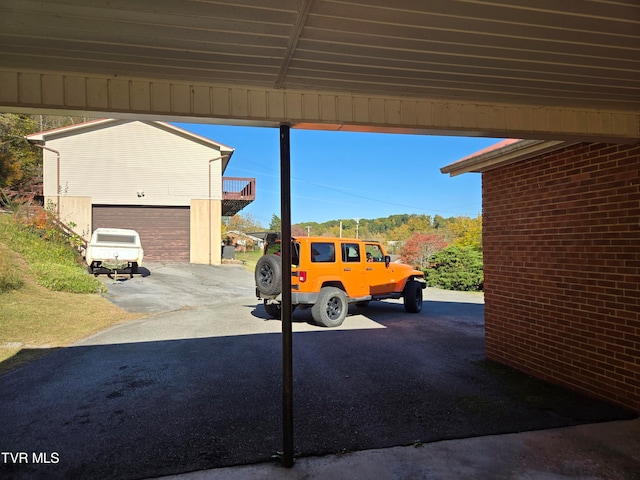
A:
[{"left": 0, "top": 263, "right": 634, "bottom": 479}]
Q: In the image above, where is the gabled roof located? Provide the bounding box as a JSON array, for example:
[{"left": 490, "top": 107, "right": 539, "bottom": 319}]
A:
[
  {"left": 224, "top": 230, "right": 264, "bottom": 242},
  {"left": 26, "top": 119, "right": 234, "bottom": 169},
  {"left": 440, "top": 139, "right": 574, "bottom": 177},
  {"left": 25, "top": 118, "right": 112, "bottom": 141}
]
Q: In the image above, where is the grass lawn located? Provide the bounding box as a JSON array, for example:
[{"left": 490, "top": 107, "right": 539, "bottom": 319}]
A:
[
  {"left": 0, "top": 276, "right": 141, "bottom": 374},
  {"left": 235, "top": 249, "right": 261, "bottom": 272},
  {"left": 0, "top": 212, "right": 142, "bottom": 375}
]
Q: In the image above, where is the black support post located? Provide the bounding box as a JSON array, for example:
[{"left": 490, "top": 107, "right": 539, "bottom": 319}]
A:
[{"left": 279, "top": 124, "right": 294, "bottom": 468}]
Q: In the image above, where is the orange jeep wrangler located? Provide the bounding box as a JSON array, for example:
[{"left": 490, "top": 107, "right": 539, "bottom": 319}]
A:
[{"left": 255, "top": 234, "right": 426, "bottom": 327}]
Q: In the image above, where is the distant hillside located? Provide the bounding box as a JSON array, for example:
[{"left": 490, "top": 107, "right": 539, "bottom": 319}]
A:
[{"left": 293, "top": 213, "right": 479, "bottom": 244}]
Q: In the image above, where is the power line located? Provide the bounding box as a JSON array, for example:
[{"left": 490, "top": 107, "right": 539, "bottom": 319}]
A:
[{"left": 229, "top": 164, "right": 480, "bottom": 217}]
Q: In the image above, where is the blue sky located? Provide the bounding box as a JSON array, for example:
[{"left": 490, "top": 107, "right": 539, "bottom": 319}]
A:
[{"left": 174, "top": 123, "right": 501, "bottom": 227}]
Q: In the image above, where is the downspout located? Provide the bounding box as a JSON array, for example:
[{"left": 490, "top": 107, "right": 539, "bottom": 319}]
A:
[
  {"left": 29, "top": 141, "right": 61, "bottom": 219},
  {"left": 208, "top": 154, "right": 230, "bottom": 265}
]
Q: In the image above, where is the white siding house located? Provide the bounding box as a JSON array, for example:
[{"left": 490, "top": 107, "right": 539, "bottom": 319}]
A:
[{"left": 27, "top": 119, "right": 236, "bottom": 264}]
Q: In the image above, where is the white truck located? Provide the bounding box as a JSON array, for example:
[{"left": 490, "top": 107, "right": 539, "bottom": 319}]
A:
[{"left": 86, "top": 228, "right": 144, "bottom": 277}]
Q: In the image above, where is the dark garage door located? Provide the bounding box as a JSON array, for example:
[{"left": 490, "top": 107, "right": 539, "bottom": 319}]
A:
[{"left": 92, "top": 205, "right": 190, "bottom": 262}]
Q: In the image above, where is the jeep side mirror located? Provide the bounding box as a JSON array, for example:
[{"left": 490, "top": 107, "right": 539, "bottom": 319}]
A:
[{"left": 385, "top": 255, "right": 391, "bottom": 267}]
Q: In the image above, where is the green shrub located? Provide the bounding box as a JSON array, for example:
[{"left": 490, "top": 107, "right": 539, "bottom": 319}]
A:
[
  {"left": 30, "top": 261, "right": 104, "bottom": 293},
  {"left": 424, "top": 245, "right": 483, "bottom": 291}
]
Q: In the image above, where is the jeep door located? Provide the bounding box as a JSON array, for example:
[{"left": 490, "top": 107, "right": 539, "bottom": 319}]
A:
[
  {"left": 340, "top": 242, "right": 367, "bottom": 297},
  {"left": 364, "top": 243, "right": 396, "bottom": 295},
  {"left": 306, "top": 241, "right": 338, "bottom": 291}
]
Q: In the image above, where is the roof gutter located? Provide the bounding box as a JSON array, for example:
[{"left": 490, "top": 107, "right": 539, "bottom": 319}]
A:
[{"left": 441, "top": 140, "right": 575, "bottom": 177}]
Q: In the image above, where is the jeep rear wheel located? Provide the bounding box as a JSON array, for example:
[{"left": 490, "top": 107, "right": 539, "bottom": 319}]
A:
[
  {"left": 255, "top": 254, "right": 282, "bottom": 296},
  {"left": 403, "top": 280, "right": 423, "bottom": 313},
  {"left": 312, "top": 287, "right": 348, "bottom": 328}
]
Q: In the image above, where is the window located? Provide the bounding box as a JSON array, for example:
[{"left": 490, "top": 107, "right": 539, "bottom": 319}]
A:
[
  {"left": 341, "top": 243, "right": 361, "bottom": 262},
  {"left": 266, "top": 242, "right": 281, "bottom": 255},
  {"left": 365, "top": 244, "right": 384, "bottom": 262},
  {"left": 292, "top": 242, "right": 300, "bottom": 266},
  {"left": 311, "top": 242, "right": 335, "bottom": 262},
  {"left": 265, "top": 241, "right": 300, "bottom": 266},
  {"left": 96, "top": 233, "right": 136, "bottom": 244}
]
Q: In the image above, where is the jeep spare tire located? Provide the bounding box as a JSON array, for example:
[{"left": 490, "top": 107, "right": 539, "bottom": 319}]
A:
[{"left": 255, "top": 254, "right": 282, "bottom": 296}]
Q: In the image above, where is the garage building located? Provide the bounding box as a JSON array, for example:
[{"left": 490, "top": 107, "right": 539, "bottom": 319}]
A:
[{"left": 27, "top": 119, "right": 255, "bottom": 265}]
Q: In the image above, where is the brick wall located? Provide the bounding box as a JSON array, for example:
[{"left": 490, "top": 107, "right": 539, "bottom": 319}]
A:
[{"left": 482, "top": 142, "right": 640, "bottom": 412}]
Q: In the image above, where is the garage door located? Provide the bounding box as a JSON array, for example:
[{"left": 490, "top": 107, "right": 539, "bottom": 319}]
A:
[{"left": 92, "top": 206, "right": 190, "bottom": 262}]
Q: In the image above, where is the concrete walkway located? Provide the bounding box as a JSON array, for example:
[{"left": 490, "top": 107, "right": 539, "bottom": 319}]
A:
[{"left": 159, "top": 418, "right": 640, "bottom": 480}]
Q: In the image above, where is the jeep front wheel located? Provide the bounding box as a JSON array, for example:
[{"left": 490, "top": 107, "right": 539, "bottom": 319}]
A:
[
  {"left": 263, "top": 301, "right": 297, "bottom": 319},
  {"left": 312, "top": 287, "right": 348, "bottom": 328},
  {"left": 403, "top": 280, "right": 423, "bottom": 313},
  {"left": 255, "top": 254, "right": 282, "bottom": 296}
]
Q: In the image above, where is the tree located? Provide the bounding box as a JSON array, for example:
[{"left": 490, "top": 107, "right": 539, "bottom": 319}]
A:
[
  {"left": 399, "top": 232, "right": 448, "bottom": 269},
  {"left": 424, "top": 245, "right": 483, "bottom": 291},
  {"left": 223, "top": 213, "right": 263, "bottom": 234},
  {"left": 449, "top": 215, "right": 483, "bottom": 250},
  {"left": 432, "top": 214, "right": 448, "bottom": 230},
  {"left": 323, "top": 223, "right": 342, "bottom": 237},
  {"left": 269, "top": 213, "right": 281, "bottom": 231},
  {"left": 32, "top": 115, "right": 91, "bottom": 132},
  {"left": 291, "top": 224, "right": 306, "bottom": 237},
  {"left": 1, "top": 114, "right": 92, "bottom": 190},
  {"left": 0, "top": 114, "right": 39, "bottom": 189},
  {"left": 392, "top": 214, "right": 432, "bottom": 240}
]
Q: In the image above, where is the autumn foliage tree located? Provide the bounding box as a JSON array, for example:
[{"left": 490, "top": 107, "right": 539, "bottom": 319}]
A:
[
  {"left": 0, "top": 114, "right": 39, "bottom": 189},
  {"left": 448, "top": 215, "right": 482, "bottom": 250},
  {"left": 223, "top": 212, "right": 263, "bottom": 234},
  {"left": 1, "top": 114, "right": 92, "bottom": 191},
  {"left": 399, "top": 232, "right": 448, "bottom": 269}
]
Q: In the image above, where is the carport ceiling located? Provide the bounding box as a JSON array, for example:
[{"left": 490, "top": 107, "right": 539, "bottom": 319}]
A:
[{"left": 1, "top": 0, "right": 639, "bottom": 113}]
